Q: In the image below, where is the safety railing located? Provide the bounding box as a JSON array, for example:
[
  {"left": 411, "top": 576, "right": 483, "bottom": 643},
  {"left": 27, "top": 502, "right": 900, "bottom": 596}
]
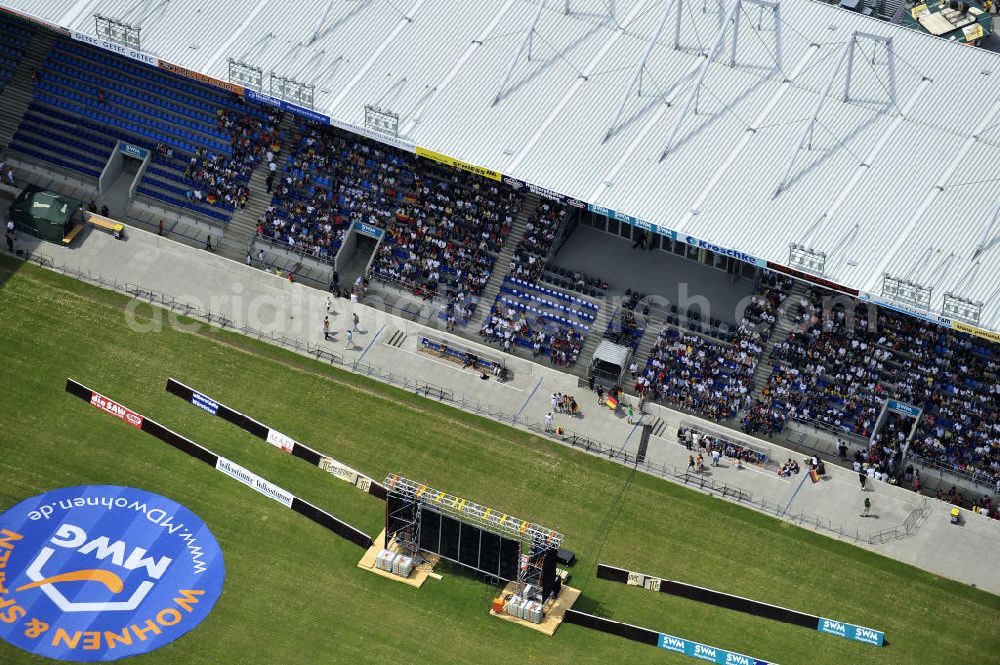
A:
[{"left": 14, "top": 251, "right": 935, "bottom": 551}]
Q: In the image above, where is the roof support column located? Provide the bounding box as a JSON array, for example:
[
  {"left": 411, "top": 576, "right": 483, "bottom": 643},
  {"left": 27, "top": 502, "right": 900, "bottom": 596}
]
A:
[
  {"left": 604, "top": 0, "right": 679, "bottom": 142},
  {"left": 492, "top": 0, "right": 547, "bottom": 106},
  {"left": 659, "top": 0, "right": 743, "bottom": 160},
  {"left": 772, "top": 35, "right": 853, "bottom": 197}
]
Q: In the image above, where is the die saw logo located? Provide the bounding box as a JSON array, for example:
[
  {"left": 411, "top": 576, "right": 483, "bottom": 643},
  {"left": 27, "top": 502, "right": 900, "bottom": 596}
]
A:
[{"left": 0, "top": 486, "right": 225, "bottom": 661}]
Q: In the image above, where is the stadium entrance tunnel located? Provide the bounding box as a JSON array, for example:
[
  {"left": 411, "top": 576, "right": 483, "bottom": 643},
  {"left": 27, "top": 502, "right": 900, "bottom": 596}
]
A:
[{"left": 335, "top": 224, "right": 381, "bottom": 293}]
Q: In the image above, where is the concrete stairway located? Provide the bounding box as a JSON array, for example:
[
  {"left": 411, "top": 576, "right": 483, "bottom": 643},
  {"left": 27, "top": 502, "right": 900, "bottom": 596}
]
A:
[
  {"left": 0, "top": 30, "right": 55, "bottom": 149},
  {"left": 571, "top": 301, "right": 615, "bottom": 378},
  {"left": 470, "top": 191, "right": 541, "bottom": 328},
  {"left": 749, "top": 280, "right": 811, "bottom": 401},
  {"left": 219, "top": 113, "right": 296, "bottom": 262},
  {"left": 633, "top": 315, "right": 663, "bottom": 369}
]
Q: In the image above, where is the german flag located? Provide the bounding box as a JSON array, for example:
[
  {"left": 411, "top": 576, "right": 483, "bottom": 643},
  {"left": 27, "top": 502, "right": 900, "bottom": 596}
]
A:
[
  {"left": 606, "top": 395, "right": 619, "bottom": 410},
  {"left": 809, "top": 469, "right": 820, "bottom": 483}
]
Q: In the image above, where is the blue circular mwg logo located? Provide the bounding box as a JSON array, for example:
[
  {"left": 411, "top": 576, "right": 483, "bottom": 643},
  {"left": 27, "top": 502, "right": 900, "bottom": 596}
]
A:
[{"left": 0, "top": 486, "right": 225, "bottom": 661}]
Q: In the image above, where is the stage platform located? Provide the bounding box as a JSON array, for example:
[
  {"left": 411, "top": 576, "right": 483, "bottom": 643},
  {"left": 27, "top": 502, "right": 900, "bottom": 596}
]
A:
[
  {"left": 489, "top": 581, "right": 582, "bottom": 636},
  {"left": 357, "top": 529, "right": 440, "bottom": 589}
]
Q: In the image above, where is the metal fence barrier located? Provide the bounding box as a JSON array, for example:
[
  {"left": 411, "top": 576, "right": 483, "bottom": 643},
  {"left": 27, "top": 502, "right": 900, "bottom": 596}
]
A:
[{"left": 13, "top": 253, "right": 936, "bottom": 549}]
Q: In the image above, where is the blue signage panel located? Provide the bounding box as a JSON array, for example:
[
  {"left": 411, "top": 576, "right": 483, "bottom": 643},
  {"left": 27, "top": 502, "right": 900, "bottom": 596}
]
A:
[
  {"left": 817, "top": 617, "right": 885, "bottom": 647},
  {"left": 657, "top": 633, "right": 772, "bottom": 664},
  {"left": 191, "top": 391, "right": 219, "bottom": 416},
  {"left": 682, "top": 234, "right": 767, "bottom": 268},
  {"left": 244, "top": 89, "right": 330, "bottom": 125},
  {"left": 353, "top": 221, "right": 384, "bottom": 239},
  {"left": 886, "top": 399, "right": 920, "bottom": 418},
  {"left": 0, "top": 486, "right": 225, "bottom": 661},
  {"left": 119, "top": 143, "right": 148, "bottom": 160},
  {"left": 586, "top": 203, "right": 677, "bottom": 241}
]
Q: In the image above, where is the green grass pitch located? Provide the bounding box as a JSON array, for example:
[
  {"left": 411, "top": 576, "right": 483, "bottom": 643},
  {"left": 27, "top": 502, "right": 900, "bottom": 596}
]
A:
[{"left": 0, "top": 256, "right": 998, "bottom": 664}]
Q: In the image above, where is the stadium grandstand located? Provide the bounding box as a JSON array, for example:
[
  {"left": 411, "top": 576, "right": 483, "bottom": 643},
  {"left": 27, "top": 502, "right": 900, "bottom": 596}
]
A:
[{"left": 1, "top": 0, "right": 998, "bottom": 519}]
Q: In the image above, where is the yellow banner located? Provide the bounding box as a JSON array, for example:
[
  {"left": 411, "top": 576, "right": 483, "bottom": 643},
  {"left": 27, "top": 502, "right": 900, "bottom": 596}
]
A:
[
  {"left": 415, "top": 146, "right": 501, "bottom": 181},
  {"left": 952, "top": 320, "right": 1000, "bottom": 344}
]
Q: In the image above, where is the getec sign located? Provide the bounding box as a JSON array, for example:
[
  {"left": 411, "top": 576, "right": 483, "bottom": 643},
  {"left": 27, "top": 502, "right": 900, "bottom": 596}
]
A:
[
  {"left": 71, "top": 32, "right": 157, "bottom": 67},
  {"left": 0, "top": 486, "right": 224, "bottom": 661}
]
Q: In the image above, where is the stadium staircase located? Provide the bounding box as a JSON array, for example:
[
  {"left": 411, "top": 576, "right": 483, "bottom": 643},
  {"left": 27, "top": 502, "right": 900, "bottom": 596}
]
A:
[
  {"left": 749, "top": 279, "right": 811, "bottom": 401},
  {"left": 0, "top": 30, "right": 54, "bottom": 150},
  {"left": 572, "top": 302, "right": 615, "bottom": 379},
  {"left": 218, "top": 113, "right": 296, "bottom": 262},
  {"left": 472, "top": 191, "right": 542, "bottom": 328},
  {"left": 633, "top": 319, "right": 662, "bottom": 367}
]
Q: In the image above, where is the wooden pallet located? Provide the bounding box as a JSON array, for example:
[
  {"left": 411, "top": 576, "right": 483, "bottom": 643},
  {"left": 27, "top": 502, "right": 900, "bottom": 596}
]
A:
[
  {"left": 357, "top": 529, "right": 440, "bottom": 589},
  {"left": 489, "top": 581, "right": 582, "bottom": 636}
]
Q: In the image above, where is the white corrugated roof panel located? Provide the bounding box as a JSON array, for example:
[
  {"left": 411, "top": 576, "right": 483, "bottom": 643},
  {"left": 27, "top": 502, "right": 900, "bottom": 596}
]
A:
[{"left": 3, "top": 0, "right": 1000, "bottom": 334}]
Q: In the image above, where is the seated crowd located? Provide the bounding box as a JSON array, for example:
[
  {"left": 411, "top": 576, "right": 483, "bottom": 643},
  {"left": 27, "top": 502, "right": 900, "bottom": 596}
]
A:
[
  {"left": 258, "top": 121, "right": 519, "bottom": 300},
  {"left": 741, "top": 280, "right": 999, "bottom": 490},
  {"left": 745, "top": 288, "right": 889, "bottom": 437},
  {"left": 508, "top": 201, "right": 566, "bottom": 282},
  {"left": 637, "top": 274, "right": 787, "bottom": 423},
  {"left": 480, "top": 303, "right": 584, "bottom": 366},
  {"left": 172, "top": 106, "right": 281, "bottom": 210},
  {"left": 480, "top": 199, "right": 586, "bottom": 365}
]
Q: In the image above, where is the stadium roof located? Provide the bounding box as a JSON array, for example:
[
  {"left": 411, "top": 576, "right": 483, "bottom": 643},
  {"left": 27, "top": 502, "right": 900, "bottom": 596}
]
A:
[{"left": 5, "top": 0, "right": 1000, "bottom": 339}]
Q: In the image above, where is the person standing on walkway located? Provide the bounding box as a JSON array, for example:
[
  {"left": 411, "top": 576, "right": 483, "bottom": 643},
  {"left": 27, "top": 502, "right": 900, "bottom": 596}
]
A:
[
  {"left": 861, "top": 497, "right": 871, "bottom": 517},
  {"left": 5, "top": 227, "right": 14, "bottom": 253},
  {"left": 326, "top": 295, "right": 334, "bottom": 314},
  {"left": 711, "top": 448, "right": 720, "bottom": 467},
  {"left": 859, "top": 471, "right": 867, "bottom": 491},
  {"left": 352, "top": 312, "right": 360, "bottom": 332},
  {"left": 245, "top": 252, "right": 252, "bottom": 266},
  {"left": 545, "top": 412, "right": 554, "bottom": 431},
  {"left": 595, "top": 385, "right": 604, "bottom": 406},
  {"left": 345, "top": 329, "right": 355, "bottom": 350},
  {"left": 626, "top": 404, "right": 634, "bottom": 425},
  {"left": 323, "top": 316, "right": 331, "bottom": 341}
]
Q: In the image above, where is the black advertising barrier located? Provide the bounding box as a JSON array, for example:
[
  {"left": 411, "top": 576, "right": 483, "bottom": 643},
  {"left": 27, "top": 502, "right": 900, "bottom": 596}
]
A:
[
  {"left": 165, "top": 377, "right": 387, "bottom": 500},
  {"left": 563, "top": 609, "right": 782, "bottom": 663},
  {"left": 561, "top": 610, "right": 660, "bottom": 647},
  {"left": 65, "top": 378, "right": 373, "bottom": 549},
  {"left": 597, "top": 563, "right": 819, "bottom": 628}
]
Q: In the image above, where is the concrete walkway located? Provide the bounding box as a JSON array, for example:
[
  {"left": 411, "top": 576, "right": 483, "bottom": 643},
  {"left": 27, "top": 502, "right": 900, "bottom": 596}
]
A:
[{"left": 8, "top": 226, "right": 1000, "bottom": 595}]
